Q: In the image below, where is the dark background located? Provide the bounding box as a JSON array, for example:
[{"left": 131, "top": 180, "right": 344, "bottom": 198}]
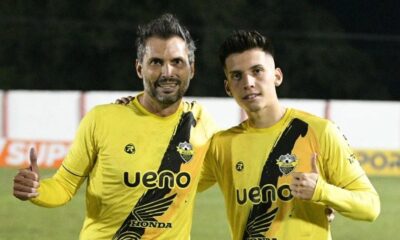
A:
[{"left": 1, "top": 0, "right": 399, "bottom": 100}]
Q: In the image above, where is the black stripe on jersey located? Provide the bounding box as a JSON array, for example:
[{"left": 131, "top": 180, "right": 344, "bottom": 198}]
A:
[
  {"left": 242, "top": 118, "right": 308, "bottom": 240},
  {"left": 113, "top": 111, "right": 196, "bottom": 240},
  {"left": 61, "top": 164, "right": 86, "bottom": 177}
]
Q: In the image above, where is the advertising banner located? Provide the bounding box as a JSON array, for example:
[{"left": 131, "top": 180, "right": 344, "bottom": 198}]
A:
[
  {"left": 0, "top": 139, "right": 70, "bottom": 168},
  {"left": 1, "top": 138, "right": 399, "bottom": 176},
  {"left": 354, "top": 149, "right": 400, "bottom": 176}
]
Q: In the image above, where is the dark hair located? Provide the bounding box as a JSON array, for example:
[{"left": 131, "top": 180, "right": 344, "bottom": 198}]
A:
[
  {"left": 136, "top": 13, "right": 196, "bottom": 64},
  {"left": 219, "top": 30, "right": 274, "bottom": 67}
]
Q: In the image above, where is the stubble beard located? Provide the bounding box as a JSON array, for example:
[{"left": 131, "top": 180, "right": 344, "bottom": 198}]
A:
[{"left": 144, "top": 77, "right": 190, "bottom": 106}]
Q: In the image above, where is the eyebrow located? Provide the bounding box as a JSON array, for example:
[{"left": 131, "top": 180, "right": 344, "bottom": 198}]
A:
[
  {"left": 250, "top": 64, "right": 263, "bottom": 69},
  {"left": 171, "top": 57, "right": 184, "bottom": 62},
  {"left": 228, "top": 64, "right": 263, "bottom": 74},
  {"left": 228, "top": 70, "right": 241, "bottom": 75},
  {"left": 147, "top": 57, "right": 163, "bottom": 63}
]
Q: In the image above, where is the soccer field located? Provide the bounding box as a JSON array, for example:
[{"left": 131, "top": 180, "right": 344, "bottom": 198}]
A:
[{"left": 1, "top": 168, "right": 398, "bottom": 239}]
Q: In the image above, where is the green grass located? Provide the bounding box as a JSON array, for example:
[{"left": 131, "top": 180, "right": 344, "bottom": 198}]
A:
[
  {"left": 1, "top": 168, "right": 397, "bottom": 239},
  {"left": 0, "top": 169, "right": 85, "bottom": 240},
  {"left": 331, "top": 176, "right": 399, "bottom": 240}
]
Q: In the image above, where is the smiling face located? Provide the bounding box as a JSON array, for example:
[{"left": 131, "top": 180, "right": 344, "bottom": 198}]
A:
[
  {"left": 224, "top": 48, "right": 283, "bottom": 114},
  {"left": 136, "top": 36, "right": 194, "bottom": 109}
]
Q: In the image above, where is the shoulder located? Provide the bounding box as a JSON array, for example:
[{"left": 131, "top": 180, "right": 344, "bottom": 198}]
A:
[
  {"left": 88, "top": 103, "right": 131, "bottom": 115},
  {"left": 182, "top": 100, "right": 206, "bottom": 115},
  {"left": 290, "top": 108, "right": 331, "bottom": 133},
  {"left": 290, "top": 108, "right": 347, "bottom": 147},
  {"left": 211, "top": 123, "right": 245, "bottom": 142},
  {"left": 83, "top": 103, "right": 132, "bottom": 123},
  {"left": 182, "top": 100, "right": 220, "bottom": 137},
  {"left": 182, "top": 100, "right": 215, "bottom": 125}
]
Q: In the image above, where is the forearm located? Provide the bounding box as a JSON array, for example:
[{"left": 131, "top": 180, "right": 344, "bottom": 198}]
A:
[
  {"left": 30, "top": 166, "right": 85, "bottom": 208},
  {"left": 312, "top": 174, "right": 380, "bottom": 221}
]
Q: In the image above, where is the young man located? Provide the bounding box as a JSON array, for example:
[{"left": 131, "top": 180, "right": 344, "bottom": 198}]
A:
[
  {"left": 198, "top": 30, "right": 380, "bottom": 240},
  {"left": 13, "top": 14, "right": 217, "bottom": 239}
]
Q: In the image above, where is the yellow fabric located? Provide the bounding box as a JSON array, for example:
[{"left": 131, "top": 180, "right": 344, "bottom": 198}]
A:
[
  {"left": 31, "top": 166, "right": 84, "bottom": 207},
  {"left": 199, "top": 108, "right": 380, "bottom": 240},
  {"left": 31, "top": 93, "right": 218, "bottom": 240}
]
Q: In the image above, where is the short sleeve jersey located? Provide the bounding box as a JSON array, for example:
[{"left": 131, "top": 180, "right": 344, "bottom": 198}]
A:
[
  {"left": 62, "top": 94, "right": 217, "bottom": 239},
  {"left": 199, "top": 108, "right": 370, "bottom": 240}
]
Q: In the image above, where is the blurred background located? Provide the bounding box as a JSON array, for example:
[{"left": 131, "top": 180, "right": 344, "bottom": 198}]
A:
[
  {"left": 0, "top": 0, "right": 399, "bottom": 99},
  {"left": 1, "top": 1, "right": 399, "bottom": 239}
]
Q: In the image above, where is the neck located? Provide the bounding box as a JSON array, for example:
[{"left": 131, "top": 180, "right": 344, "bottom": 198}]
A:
[
  {"left": 247, "top": 104, "right": 286, "bottom": 128},
  {"left": 139, "top": 94, "right": 181, "bottom": 117}
]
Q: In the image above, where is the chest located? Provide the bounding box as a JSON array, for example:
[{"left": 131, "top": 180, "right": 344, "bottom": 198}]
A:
[
  {"left": 222, "top": 131, "right": 318, "bottom": 189},
  {"left": 91, "top": 115, "right": 210, "bottom": 190}
]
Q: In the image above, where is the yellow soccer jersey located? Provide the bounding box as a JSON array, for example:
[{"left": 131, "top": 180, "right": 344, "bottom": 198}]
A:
[
  {"left": 199, "top": 108, "right": 380, "bottom": 240},
  {"left": 31, "top": 93, "right": 218, "bottom": 240}
]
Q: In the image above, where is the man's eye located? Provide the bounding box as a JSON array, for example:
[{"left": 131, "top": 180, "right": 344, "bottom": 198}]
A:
[
  {"left": 253, "top": 68, "right": 263, "bottom": 75},
  {"left": 232, "top": 73, "right": 241, "bottom": 80},
  {"left": 172, "top": 59, "right": 183, "bottom": 65},
  {"left": 150, "top": 59, "right": 162, "bottom": 65}
]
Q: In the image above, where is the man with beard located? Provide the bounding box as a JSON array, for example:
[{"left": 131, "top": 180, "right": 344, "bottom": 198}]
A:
[{"left": 13, "top": 13, "right": 217, "bottom": 240}]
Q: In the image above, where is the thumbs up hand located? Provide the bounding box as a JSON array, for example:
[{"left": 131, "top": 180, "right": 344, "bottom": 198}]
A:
[
  {"left": 29, "top": 147, "right": 39, "bottom": 176},
  {"left": 289, "top": 153, "right": 319, "bottom": 200},
  {"left": 13, "top": 147, "right": 41, "bottom": 201}
]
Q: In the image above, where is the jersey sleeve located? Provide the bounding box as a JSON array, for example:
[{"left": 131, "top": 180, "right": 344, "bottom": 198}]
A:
[
  {"left": 193, "top": 100, "right": 220, "bottom": 140},
  {"left": 30, "top": 108, "right": 99, "bottom": 207},
  {"left": 189, "top": 101, "right": 219, "bottom": 192},
  {"left": 30, "top": 166, "right": 86, "bottom": 207},
  {"left": 312, "top": 121, "right": 380, "bottom": 221},
  {"left": 62, "top": 107, "right": 99, "bottom": 176},
  {"left": 197, "top": 135, "right": 218, "bottom": 192}
]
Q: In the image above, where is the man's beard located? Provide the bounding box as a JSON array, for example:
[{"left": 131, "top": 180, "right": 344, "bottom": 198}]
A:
[{"left": 144, "top": 77, "right": 190, "bottom": 106}]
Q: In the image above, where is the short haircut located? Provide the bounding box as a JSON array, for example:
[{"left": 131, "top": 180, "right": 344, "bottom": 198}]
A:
[
  {"left": 219, "top": 30, "right": 274, "bottom": 67},
  {"left": 136, "top": 13, "right": 196, "bottom": 64}
]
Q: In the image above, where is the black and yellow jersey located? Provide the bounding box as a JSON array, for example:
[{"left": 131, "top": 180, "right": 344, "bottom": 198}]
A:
[
  {"left": 31, "top": 93, "right": 218, "bottom": 240},
  {"left": 199, "top": 108, "right": 380, "bottom": 240}
]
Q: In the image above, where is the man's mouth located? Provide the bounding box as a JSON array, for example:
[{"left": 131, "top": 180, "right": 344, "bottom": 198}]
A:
[
  {"left": 242, "top": 93, "right": 261, "bottom": 100},
  {"left": 156, "top": 79, "right": 180, "bottom": 88}
]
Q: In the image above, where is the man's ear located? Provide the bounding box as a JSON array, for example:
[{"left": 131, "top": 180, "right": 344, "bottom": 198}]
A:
[
  {"left": 136, "top": 59, "right": 143, "bottom": 79},
  {"left": 224, "top": 80, "right": 232, "bottom": 96},
  {"left": 190, "top": 62, "right": 195, "bottom": 79},
  {"left": 274, "top": 67, "right": 283, "bottom": 87}
]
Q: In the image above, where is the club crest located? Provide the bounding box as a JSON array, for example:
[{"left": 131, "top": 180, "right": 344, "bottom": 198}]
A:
[
  {"left": 176, "top": 141, "right": 194, "bottom": 163},
  {"left": 276, "top": 154, "right": 298, "bottom": 175}
]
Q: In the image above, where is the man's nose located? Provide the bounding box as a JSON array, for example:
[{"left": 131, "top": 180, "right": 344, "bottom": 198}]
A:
[
  {"left": 243, "top": 74, "right": 256, "bottom": 89},
  {"left": 161, "top": 64, "right": 173, "bottom": 77}
]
